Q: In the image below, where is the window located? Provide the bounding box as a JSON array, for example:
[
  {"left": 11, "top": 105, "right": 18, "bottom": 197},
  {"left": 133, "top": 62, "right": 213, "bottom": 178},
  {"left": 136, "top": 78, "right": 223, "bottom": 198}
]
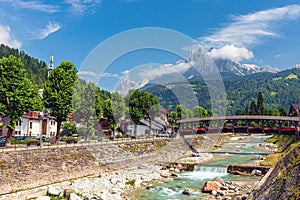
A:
[{"left": 30, "top": 122, "right": 32, "bottom": 129}]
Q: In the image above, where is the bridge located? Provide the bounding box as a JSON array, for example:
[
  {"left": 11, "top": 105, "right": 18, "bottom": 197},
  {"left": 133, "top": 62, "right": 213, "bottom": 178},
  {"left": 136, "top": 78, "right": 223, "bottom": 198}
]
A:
[{"left": 177, "top": 115, "right": 300, "bottom": 139}]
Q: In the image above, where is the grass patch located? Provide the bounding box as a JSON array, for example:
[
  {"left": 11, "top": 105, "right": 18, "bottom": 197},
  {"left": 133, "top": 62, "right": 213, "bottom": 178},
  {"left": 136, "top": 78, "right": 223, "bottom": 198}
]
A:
[
  {"left": 285, "top": 73, "right": 298, "bottom": 79},
  {"left": 261, "top": 135, "right": 297, "bottom": 167},
  {"left": 125, "top": 179, "right": 136, "bottom": 186},
  {"left": 265, "top": 134, "right": 295, "bottom": 152}
]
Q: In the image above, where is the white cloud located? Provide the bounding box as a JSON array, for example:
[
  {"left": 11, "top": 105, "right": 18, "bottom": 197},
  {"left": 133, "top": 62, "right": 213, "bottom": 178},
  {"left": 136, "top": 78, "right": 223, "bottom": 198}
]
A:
[
  {"left": 207, "top": 45, "right": 253, "bottom": 62},
  {"left": 78, "top": 70, "right": 99, "bottom": 77},
  {"left": 122, "top": 70, "right": 130, "bottom": 75},
  {"left": 35, "top": 22, "right": 61, "bottom": 39},
  {"left": 199, "top": 4, "right": 300, "bottom": 62},
  {"left": 102, "top": 72, "right": 121, "bottom": 78},
  {"left": 140, "top": 62, "right": 191, "bottom": 80},
  {"left": 201, "top": 4, "right": 300, "bottom": 48},
  {"left": 64, "top": 0, "right": 101, "bottom": 15},
  {"left": 0, "top": 25, "right": 21, "bottom": 48},
  {"left": 0, "top": 0, "right": 59, "bottom": 13}
]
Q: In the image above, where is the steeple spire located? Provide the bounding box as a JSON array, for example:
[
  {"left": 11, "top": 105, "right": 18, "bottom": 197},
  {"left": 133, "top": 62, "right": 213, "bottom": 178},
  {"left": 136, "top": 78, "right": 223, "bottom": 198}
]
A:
[{"left": 48, "top": 55, "right": 54, "bottom": 78}]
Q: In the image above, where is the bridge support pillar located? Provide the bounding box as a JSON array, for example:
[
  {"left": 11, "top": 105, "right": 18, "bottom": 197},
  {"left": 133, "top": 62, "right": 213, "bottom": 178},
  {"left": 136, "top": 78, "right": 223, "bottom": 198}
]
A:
[
  {"left": 192, "top": 122, "right": 196, "bottom": 134},
  {"left": 179, "top": 123, "right": 183, "bottom": 135},
  {"left": 246, "top": 120, "right": 250, "bottom": 134},
  {"left": 232, "top": 120, "right": 237, "bottom": 134},
  {"left": 296, "top": 121, "right": 300, "bottom": 140},
  {"left": 278, "top": 121, "right": 282, "bottom": 134},
  {"left": 205, "top": 121, "right": 209, "bottom": 133},
  {"left": 217, "top": 120, "right": 222, "bottom": 133}
]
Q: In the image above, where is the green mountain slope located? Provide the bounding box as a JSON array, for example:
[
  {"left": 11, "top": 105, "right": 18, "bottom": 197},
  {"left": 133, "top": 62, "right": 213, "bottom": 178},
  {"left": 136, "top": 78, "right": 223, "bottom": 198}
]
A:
[
  {"left": 0, "top": 44, "right": 48, "bottom": 87},
  {"left": 143, "top": 68, "right": 300, "bottom": 115}
]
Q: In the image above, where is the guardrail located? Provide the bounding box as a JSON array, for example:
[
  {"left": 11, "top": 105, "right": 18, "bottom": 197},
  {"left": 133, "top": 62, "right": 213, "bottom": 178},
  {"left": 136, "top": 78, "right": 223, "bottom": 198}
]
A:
[{"left": 0, "top": 135, "right": 172, "bottom": 152}]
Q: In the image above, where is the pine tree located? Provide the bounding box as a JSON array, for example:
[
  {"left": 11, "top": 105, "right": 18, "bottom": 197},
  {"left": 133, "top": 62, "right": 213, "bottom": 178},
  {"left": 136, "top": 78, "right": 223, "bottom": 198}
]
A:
[
  {"left": 257, "top": 92, "right": 264, "bottom": 115},
  {"left": 249, "top": 100, "right": 257, "bottom": 115}
]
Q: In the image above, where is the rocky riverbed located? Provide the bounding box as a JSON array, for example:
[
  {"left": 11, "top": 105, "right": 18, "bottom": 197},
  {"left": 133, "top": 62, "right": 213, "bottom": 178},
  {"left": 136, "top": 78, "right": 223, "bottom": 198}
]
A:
[{"left": 3, "top": 163, "right": 167, "bottom": 200}]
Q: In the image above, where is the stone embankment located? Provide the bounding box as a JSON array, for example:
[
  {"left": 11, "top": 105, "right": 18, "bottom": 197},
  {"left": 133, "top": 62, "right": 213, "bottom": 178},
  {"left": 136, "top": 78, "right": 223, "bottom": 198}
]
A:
[
  {"left": 248, "top": 141, "right": 300, "bottom": 200},
  {"left": 0, "top": 147, "right": 99, "bottom": 196},
  {"left": 0, "top": 136, "right": 196, "bottom": 199}
]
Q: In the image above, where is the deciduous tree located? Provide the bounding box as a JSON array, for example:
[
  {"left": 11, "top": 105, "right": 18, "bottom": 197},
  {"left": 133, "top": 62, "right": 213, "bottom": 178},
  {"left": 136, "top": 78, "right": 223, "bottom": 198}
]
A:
[
  {"left": 72, "top": 79, "right": 98, "bottom": 139},
  {"left": 43, "top": 61, "right": 77, "bottom": 142},
  {"left": 0, "top": 56, "right": 40, "bottom": 145},
  {"left": 127, "top": 89, "right": 159, "bottom": 137},
  {"left": 103, "top": 92, "right": 126, "bottom": 137}
]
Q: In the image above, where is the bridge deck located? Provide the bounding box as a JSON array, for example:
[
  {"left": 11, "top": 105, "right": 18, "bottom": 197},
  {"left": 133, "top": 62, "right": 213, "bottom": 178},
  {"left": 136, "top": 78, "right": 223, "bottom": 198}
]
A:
[{"left": 177, "top": 115, "right": 299, "bottom": 123}]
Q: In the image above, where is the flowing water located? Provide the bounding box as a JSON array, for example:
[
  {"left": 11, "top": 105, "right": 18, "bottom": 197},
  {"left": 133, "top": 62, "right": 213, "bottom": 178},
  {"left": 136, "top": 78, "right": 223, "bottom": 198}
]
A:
[{"left": 133, "top": 135, "right": 273, "bottom": 200}]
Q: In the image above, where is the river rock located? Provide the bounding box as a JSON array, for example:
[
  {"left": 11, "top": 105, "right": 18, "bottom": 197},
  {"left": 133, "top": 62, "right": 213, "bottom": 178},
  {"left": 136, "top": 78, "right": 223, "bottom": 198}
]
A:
[
  {"left": 177, "top": 163, "right": 184, "bottom": 171},
  {"left": 160, "top": 170, "right": 170, "bottom": 178},
  {"left": 69, "top": 193, "right": 82, "bottom": 200},
  {"left": 251, "top": 169, "right": 262, "bottom": 176},
  {"left": 202, "top": 181, "right": 221, "bottom": 192},
  {"left": 47, "top": 186, "right": 62, "bottom": 196},
  {"left": 216, "top": 189, "right": 225, "bottom": 196},
  {"left": 213, "top": 176, "right": 225, "bottom": 185},
  {"left": 63, "top": 189, "right": 75, "bottom": 198},
  {"left": 182, "top": 189, "right": 190, "bottom": 195},
  {"left": 228, "top": 185, "right": 236, "bottom": 190},
  {"left": 36, "top": 196, "right": 51, "bottom": 200},
  {"left": 211, "top": 190, "right": 217, "bottom": 196}
]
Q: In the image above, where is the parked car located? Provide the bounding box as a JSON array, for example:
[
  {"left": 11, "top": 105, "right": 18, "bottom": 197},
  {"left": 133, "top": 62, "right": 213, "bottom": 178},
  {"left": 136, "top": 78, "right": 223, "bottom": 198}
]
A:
[
  {"left": 0, "top": 137, "right": 6, "bottom": 146},
  {"left": 156, "top": 131, "right": 170, "bottom": 137},
  {"left": 79, "top": 136, "right": 86, "bottom": 142},
  {"left": 37, "top": 136, "right": 50, "bottom": 142}
]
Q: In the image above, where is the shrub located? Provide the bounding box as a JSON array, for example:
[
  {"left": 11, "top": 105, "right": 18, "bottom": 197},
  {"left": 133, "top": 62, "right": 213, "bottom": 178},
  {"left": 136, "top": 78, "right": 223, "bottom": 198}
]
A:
[{"left": 125, "top": 179, "right": 136, "bottom": 186}]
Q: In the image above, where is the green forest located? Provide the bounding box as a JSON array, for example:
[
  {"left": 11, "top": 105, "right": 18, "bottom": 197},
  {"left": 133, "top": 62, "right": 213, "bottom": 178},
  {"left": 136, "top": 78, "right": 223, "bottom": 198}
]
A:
[
  {"left": 0, "top": 44, "right": 48, "bottom": 87},
  {"left": 144, "top": 68, "right": 300, "bottom": 115}
]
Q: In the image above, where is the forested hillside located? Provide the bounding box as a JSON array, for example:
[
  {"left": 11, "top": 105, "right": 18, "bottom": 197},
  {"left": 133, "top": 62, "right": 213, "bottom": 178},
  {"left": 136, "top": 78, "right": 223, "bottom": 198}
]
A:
[
  {"left": 0, "top": 44, "right": 48, "bottom": 87},
  {"left": 143, "top": 68, "right": 300, "bottom": 115}
]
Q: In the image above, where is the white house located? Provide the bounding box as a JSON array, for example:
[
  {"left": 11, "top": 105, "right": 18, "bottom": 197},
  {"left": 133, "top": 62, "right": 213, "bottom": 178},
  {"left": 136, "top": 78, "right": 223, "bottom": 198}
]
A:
[{"left": 0, "top": 112, "right": 57, "bottom": 138}]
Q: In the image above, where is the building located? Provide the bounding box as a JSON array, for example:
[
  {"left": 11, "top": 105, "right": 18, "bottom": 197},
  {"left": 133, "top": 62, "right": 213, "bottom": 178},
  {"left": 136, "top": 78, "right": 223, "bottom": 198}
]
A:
[
  {"left": 289, "top": 104, "right": 300, "bottom": 117},
  {"left": 0, "top": 112, "right": 57, "bottom": 137}
]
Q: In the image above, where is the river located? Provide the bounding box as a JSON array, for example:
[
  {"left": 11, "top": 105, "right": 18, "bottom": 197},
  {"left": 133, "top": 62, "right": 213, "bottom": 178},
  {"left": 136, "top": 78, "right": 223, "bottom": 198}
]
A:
[{"left": 132, "top": 134, "right": 274, "bottom": 199}]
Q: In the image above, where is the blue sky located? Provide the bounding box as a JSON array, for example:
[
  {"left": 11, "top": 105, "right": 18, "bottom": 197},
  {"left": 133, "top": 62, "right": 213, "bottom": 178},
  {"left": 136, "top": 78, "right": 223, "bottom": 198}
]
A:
[{"left": 0, "top": 0, "right": 300, "bottom": 90}]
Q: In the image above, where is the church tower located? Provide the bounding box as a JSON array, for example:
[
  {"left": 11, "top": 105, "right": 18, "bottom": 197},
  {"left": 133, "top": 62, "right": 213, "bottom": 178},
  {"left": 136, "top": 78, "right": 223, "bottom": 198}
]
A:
[{"left": 48, "top": 55, "right": 54, "bottom": 78}]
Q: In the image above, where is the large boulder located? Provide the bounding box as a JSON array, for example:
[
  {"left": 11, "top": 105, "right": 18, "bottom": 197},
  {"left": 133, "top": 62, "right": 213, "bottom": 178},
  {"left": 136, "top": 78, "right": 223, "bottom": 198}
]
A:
[{"left": 202, "top": 181, "right": 221, "bottom": 192}]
